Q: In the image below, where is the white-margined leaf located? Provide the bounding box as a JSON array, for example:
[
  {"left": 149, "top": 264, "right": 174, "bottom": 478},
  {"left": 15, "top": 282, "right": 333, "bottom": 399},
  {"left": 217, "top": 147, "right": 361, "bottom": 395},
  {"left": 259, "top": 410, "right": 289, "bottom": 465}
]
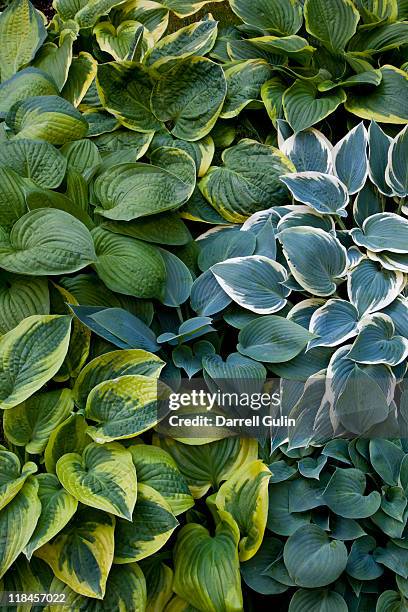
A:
[
  {"left": 281, "top": 172, "right": 349, "bottom": 216},
  {"left": 333, "top": 122, "right": 368, "bottom": 194},
  {"left": 308, "top": 299, "right": 359, "bottom": 349},
  {"left": 348, "top": 313, "right": 408, "bottom": 366},
  {"left": 347, "top": 257, "right": 405, "bottom": 316},
  {"left": 351, "top": 212, "right": 408, "bottom": 253},
  {"left": 280, "top": 128, "right": 333, "bottom": 173}
]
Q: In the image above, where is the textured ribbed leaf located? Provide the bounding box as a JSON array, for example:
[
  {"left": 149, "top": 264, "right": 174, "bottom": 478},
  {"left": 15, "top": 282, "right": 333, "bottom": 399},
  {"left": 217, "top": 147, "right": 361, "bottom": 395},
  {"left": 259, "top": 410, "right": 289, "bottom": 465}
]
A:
[
  {"left": 281, "top": 172, "right": 349, "bottom": 216},
  {"left": 283, "top": 80, "right": 346, "bottom": 132},
  {"left": 308, "top": 299, "right": 359, "bottom": 348},
  {"left": 229, "top": 0, "right": 303, "bottom": 35},
  {"left": 333, "top": 122, "right": 368, "bottom": 194},
  {"left": 221, "top": 59, "right": 272, "bottom": 119},
  {"left": 0, "top": 450, "right": 37, "bottom": 511},
  {"left": 94, "top": 21, "right": 144, "bottom": 61},
  {"left": 280, "top": 128, "right": 333, "bottom": 173},
  {"left": 62, "top": 52, "right": 97, "bottom": 107},
  {"left": 348, "top": 313, "right": 408, "bottom": 366},
  {"left": 289, "top": 588, "right": 348, "bottom": 611},
  {"left": 351, "top": 212, "right": 408, "bottom": 253},
  {"left": 0, "top": 274, "right": 49, "bottom": 334},
  {"left": 323, "top": 468, "right": 381, "bottom": 518},
  {"left": 0, "top": 68, "right": 58, "bottom": 116},
  {"left": 304, "top": 0, "right": 359, "bottom": 51},
  {"left": 33, "top": 33, "right": 74, "bottom": 91},
  {"left": 0, "top": 315, "right": 71, "bottom": 410},
  {"left": 190, "top": 269, "right": 232, "bottom": 316},
  {"left": 44, "top": 413, "right": 91, "bottom": 474},
  {"left": 198, "top": 229, "right": 256, "bottom": 272},
  {"left": 0, "top": 139, "right": 67, "bottom": 188},
  {"left": 347, "top": 257, "right": 404, "bottom": 316}
]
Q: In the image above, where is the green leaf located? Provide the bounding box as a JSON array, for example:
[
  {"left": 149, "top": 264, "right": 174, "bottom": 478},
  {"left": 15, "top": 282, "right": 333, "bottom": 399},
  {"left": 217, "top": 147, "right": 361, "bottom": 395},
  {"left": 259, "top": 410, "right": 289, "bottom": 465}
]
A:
[
  {"left": 25, "top": 474, "right": 78, "bottom": 559},
  {"left": 229, "top": 0, "right": 303, "bottom": 35},
  {"left": 61, "top": 51, "right": 97, "bottom": 107},
  {"left": 44, "top": 413, "right": 91, "bottom": 474},
  {"left": 346, "top": 535, "right": 384, "bottom": 580},
  {"left": 92, "top": 226, "right": 165, "bottom": 299},
  {"left": 151, "top": 57, "right": 227, "bottom": 141},
  {"left": 283, "top": 79, "right": 347, "bottom": 132},
  {"left": 0, "top": 0, "right": 47, "bottom": 82},
  {"left": 0, "top": 139, "right": 67, "bottom": 188},
  {"left": 304, "top": 0, "right": 359, "bottom": 51},
  {"left": 114, "top": 483, "right": 178, "bottom": 563},
  {"left": 348, "top": 312, "right": 408, "bottom": 366},
  {"left": 199, "top": 139, "right": 294, "bottom": 222},
  {"left": 369, "top": 439, "right": 405, "bottom": 485},
  {"left": 173, "top": 510, "right": 243, "bottom": 611},
  {"left": 221, "top": 59, "right": 272, "bottom": 119},
  {"left": 33, "top": 33, "right": 74, "bottom": 92},
  {"left": 354, "top": 0, "right": 398, "bottom": 23},
  {"left": 237, "top": 315, "right": 314, "bottom": 363},
  {"left": 278, "top": 227, "right": 348, "bottom": 295},
  {"left": 0, "top": 168, "right": 26, "bottom": 232},
  {"left": 0, "top": 450, "right": 37, "bottom": 510},
  {"left": 0, "top": 478, "right": 41, "bottom": 579},
  {"left": 345, "top": 65, "right": 408, "bottom": 124},
  {"left": 57, "top": 442, "right": 137, "bottom": 520},
  {"left": 351, "top": 213, "right": 408, "bottom": 253},
  {"left": 386, "top": 124, "right": 408, "bottom": 196},
  {"left": 85, "top": 374, "right": 170, "bottom": 443},
  {"left": 349, "top": 22, "right": 408, "bottom": 53},
  {"left": 374, "top": 542, "right": 408, "bottom": 579},
  {"left": 3, "top": 388, "right": 73, "bottom": 455},
  {"left": 74, "top": 0, "right": 131, "bottom": 28},
  {"left": 284, "top": 524, "right": 348, "bottom": 587},
  {"left": 322, "top": 468, "right": 381, "bottom": 518},
  {"left": 289, "top": 589, "right": 348, "bottom": 611},
  {"left": 0, "top": 274, "right": 49, "bottom": 334},
  {"left": 159, "top": 248, "right": 193, "bottom": 307},
  {"left": 241, "top": 537, "right": 289, "bottom": 595},
  {"left": 0, "top": 209, "right": 96, "bottom": 275},
  {"left": 0, "top": 315, "right": 71, "bottom": 410},
  {"left": 0, "top": 68, "right": 58, "bottom": 117},
  {"left": 94, "top": 21, "right": 144, "bottom": 61},
  {"left": 6, "top": 95, "right": 88, "bottom": 145},
  {"left": 35, "top": 508, "right": 115, "bottom": 599}
]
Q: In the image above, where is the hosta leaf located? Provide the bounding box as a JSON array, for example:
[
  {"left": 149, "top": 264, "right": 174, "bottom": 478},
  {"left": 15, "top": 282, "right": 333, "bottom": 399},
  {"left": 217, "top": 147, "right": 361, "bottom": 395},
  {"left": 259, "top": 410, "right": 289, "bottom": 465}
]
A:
[
  {"left": 229, "top": 0, "right": 303, "bottom": 35},
  {"left": 0, "top": 315, "right": 71, "bottom": 410},
  {"left": 159, "top": 248, "right": 193, "bottom": 307},
  {"left": 322, "top": 468, "right": 381, "bottom": 518},
  {"left": 215, "top": 460, "right": 271, "bottom": 561},
  {"left": 158, "top": 0, "right": 223, "bottom": 18},
  {"left": 44, "top": 413, "right": 91, "bottom": 474},
  {"left": 96, "top": 563, "right": 147, "bottom": 612},
  {"left": 6, "top": 95, "right": 88, "bottom": 145},
  {"left": 289, "top": 589, "right": 348, "bottom": 611},
  {"left": 386, "top": 124, "right": 408, "bottom": 197},
  {"left": 370, "top": 439, "right": 404, "bottom": 486},
  {"left": 0, "top": 167, "right": 26, "bottom": 232},
  {"left": 281, "top": 172, "right": 349, "bottom": 216},
  {"left": 62, "top": 52, "right": 97, "bottom": 107},
  {"left": 74, "top": 0, "right": 131, "bottom": 28},
  {"left": 94, "top": 21, "right": 144, "bottom": 61},
  {"left": 308, "top": 299, "right": 359, "bottom": 348},
  {"left": 92, "top": 226, "right": 166, "bottom": 299},
  {"left": 278, "top": 227, "right": 348, "bottom": 295},
  {"left": 354, "top": 0, "right": 398, "bottom": 23},
  {"left": 304, "top": 0, "right": 359, "bottom": 52},
  {"left": 353, "top": 182, "right": 383, "bottom": 227},
  {"left": 346, "top": 535, "right": 384, "bottom": 580},
  {"left": 221, "top": 59, "right": 272, "bottom": 119},
  {"left": 96, "top": 61, "right": 161, "bottom": 132},
  {"left": 347, "top": 257, "right": 404, "bottom": 316},
  {"left": 3, "top": 388, "right": 73, "bottom": 455},
  {"left": 241, "top": 536, "right": 289, "bottom": 595},
  {"left": 280, "top": 127, "right": 333, "bottom": 173},
  {"left": 173, "top": 510, "right": 242, "bottom": 611},
  {"left": 0, "top": 0, "right": 47, "bottom": 81},
  {"left": 375, "top": 590, "right": 407, "bottom": 612},
  {"left": 114, "top": 483, "right": 178, "bottom": 563},
  {"left": 348, "top": 313, "right": 408, "bottom": 366},
  {"left": 190, "top": 269, "right": 232, "bottom": 316},
  {"left": 60, "top": 138, "right": 101, "bottom": 179},
  {"left": 151, "top": 57, "right": 226, "bottom": 141},
  {"left": 142, "top": 558, "right": 173, "bottom": 612},
  {"left": 57, "top": 442, "right": 137, "bottom": 520},
  {"left": 33, "top": 34, "right": 74, "bottom": 92},
  {"left": 198, "top": 229, "right": 256, "bottom": 272},
  {"left": 73, "top": 349, "right": 164, "bottom": 410},
  {"left": 348, "top": 21, "right": 408, "bottom": 53},
  {"left": 25, "top": 474, "right": 78, "bottom": 559},
  {"left": 172, "top": 340, "right": 215, "bottom": 378},
  {"left": 157, "top": 316, "right": 214, "bottom": 345},
  {"left": 0, "top": 451, "right": 37, "bottom": 511},
  {"left": 345, "top": 65, "right": 408, "bottom": 124},
  {"left": 237, "top": 315, "right": 314, "bottom": 363},
  {"left": 0, "top": 209, "right": 95, "bottom": 275},
  {"left": 0, "top": 68, "right": 58, "bottom": 117},
  {"left": 35, "top": 508, "right": 115, "bottom": 599},
  {"left": 283, "top": 80, "right": 346, "bottom": 133},
  {"left": 199, "top": 139, "right": 294, "bottom": 222},
  {"left": 93, "top": 149, "right": 195, "bottom": 221},
  {"left": 368, "top": 120, "right": 394, "bottom": 195},
  {"left": 0, "top": 139, "right": 67, "bottom": 188},
  {"left": 261, "top": 77, "right": 287, "bottom": 126},
  {"left": 351, "top": 213, "right": 408, "bottom": 253},
  {"left": 85, "top": 374, "right": 170, "bottom": 443},
  {"left": 284, "top": 525, "right": 348, "bottom": 587},
  {"left": 211, "top": 255, "right": 290, "bottom": 314},
  {"left": 333, "top": 122, "right": 368, "bottom": 194},
  {"left": 0, "top": 274, "right": 49, "bottom": 334},
  {"left": 0, "top": 478, "right": 41, "bottom": 579},
  {"left": 156, "top": 436, "right": 258, "bottom": 498},
  {"left": 128, "top": 444, "right": 194, "bottom": 515}
]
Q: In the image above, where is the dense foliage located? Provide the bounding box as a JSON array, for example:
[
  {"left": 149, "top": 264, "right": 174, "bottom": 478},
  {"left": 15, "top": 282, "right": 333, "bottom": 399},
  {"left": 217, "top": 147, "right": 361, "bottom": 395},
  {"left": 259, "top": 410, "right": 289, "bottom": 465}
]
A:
[{"left": 0, "top": 0, "right": 407, "bottom": 609}]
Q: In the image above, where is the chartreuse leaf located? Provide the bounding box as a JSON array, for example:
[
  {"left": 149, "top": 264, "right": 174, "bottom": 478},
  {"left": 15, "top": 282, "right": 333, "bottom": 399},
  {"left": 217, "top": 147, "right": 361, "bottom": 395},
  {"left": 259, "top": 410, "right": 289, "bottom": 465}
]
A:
[
  {"left": 25, "top": 474, "right": 78, "bottom": 559},
  {"left": 0, "top": 274, "right": 49, "bottom": 334},
  {"left": 141, "top": 557, "right": 173, "bottom": 612},
  {"left": 0, "top": 68, "right": 58, "bottom": 116},
  {"left": 281, "top": 172, "right": 349, "bottom": 216},
  {"left": 35, "top": 508, "right": 115, "bottom": 599},
  {"left": 278, "top": 227, "right": 348, "bottom": 295},
  {"left": 151, "top": 57, "right": 226, "bottom": 141},
  {"left": 0, "top": 315, "right": 71, "bottom": 410},
  {"left": 94, "top": 21, "right": 144, "bottom": 61},
  {"left": 347, "top": 257, "right": 404, "bottom": 316},
  {"left": 3, "top": 388, "right": 73, "bottom": 455},
  {"left": 85, "top": 375, "right": 171, "bottom": 443},
  {"left": 70, "top": 0, "right": 131, "bottom": 28},
  {"left": 0, "top": 139, "right": 67, "bottom": 188},
  {"left": 173, "top": 510, "right": 243, "bottom": 611},
  {"left": 211, "top": 256, "right": 289, "bottom": 314},
  {"left": 308, "top": 299, "right": 359, "bottom": 348},
  {"left": 323, "top": 468, "right": 381, "bottom": 518},
  {"left": 283, "top": 80, "right": 346, "bottom": 133},
  {"left": 44, "top": 413, "right": 91, "bottom": 474},
  {"left": 351, "top": 213, "right": 408, "bottom": 253},
  {"left": 0, "top": 0, "right": 47, "bottom": 81},
  {"left": 57, "top": 442, "right": 137, "bottom": 520},
  {"left": 289, "top": 589, "right": 348, "bottom": 611},
  {"left": 280, "top": 128, "right": 333, "bottom": 173},
  {"left": 92, "top": 226, "right": 166, "bottom": 299},
  {"left": 199, "top": 139, "right": 294, "bottom": 222},
  {"left": 221, "top": 60, "right": 272, "bottom": 119},
  {"left": 0, "top": 209, "right": 96, "bottom": 275},
  {"left": 93, "top": 149, "right": 195, "bottom": 221},
  {"left": 73, "top": 349, "right": 164, "bottom": 410},
  {"left": 229, "top": 0, "right": 303, "bottom": 35},
  {"left": 215, "top": 460, "right": 271, "bottom": 561},
  {"left": 156, "top": 436, "right": 258, "bottom": 498},
  {"left": 6, "top": 95, "right": 88, "bottom": 145},
  {"left": 348, "top": 313, "right": 408, "bottom": 366},
  {"left": 284, "top": 524, "right": 348, "bottom": 587},
  {"left": 0, "top": 478, "right": 41, "bottom": 579},
  {"left": 345, "top": 66, "right": 408, "bottom": 123},
  {"left": 348, "top": 21, "right": 408, "bottom": 53},
  {"left": 354, "top": 0, "right": 398, "bottom": 23},
  {"left": 33, "top": 32, "right": 75, "bottom": 92},
  {"left": 96, "top": 61, "right": 161, "bottom": 132},
  {"left": 386, "top": 124, "right": 408, "bottom": 196},
  {"left": 238, "top": 315, "right": 314, "bottom": 363},
  {"left": 114, "top": 483, "right": 178, "bottom": 563},
  {"left": 128, "top": 444, "right": 194, "bottom": 515},
  {"left": 304, "top": 0, "right": 359, "bottom": 52},
  {"left": 0, "top": 450, "right": 37, "bottom": 510},
  {"left": 62, "top": 52, "right": 97, "bottom": 107},
  {"left": 0, "top": 167, "right": 25, "bottom": 231}
]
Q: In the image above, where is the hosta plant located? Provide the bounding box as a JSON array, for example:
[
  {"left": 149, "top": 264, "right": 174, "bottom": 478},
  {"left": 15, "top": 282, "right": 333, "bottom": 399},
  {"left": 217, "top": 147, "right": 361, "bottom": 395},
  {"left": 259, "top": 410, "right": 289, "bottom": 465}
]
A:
[{"left": 0, "top": 0, "right": 407, "bottom": 609}]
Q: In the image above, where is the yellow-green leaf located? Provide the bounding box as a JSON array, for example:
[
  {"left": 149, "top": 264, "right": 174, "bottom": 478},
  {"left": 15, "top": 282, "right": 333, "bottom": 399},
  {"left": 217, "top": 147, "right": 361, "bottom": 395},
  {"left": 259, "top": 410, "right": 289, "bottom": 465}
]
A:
[
  {"left": 44, "top": 413, "right": 91, "bottom": 474},
  {"left": 0, "top": 450, "right": 37, "bottom": 511}
]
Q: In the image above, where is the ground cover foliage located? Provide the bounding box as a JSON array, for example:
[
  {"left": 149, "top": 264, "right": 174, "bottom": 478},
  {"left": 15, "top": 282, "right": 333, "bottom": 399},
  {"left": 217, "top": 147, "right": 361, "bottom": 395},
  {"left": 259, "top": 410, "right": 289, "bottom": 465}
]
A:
[{"left": 0, "top": 0, "right": 408, "bottom": 609}]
